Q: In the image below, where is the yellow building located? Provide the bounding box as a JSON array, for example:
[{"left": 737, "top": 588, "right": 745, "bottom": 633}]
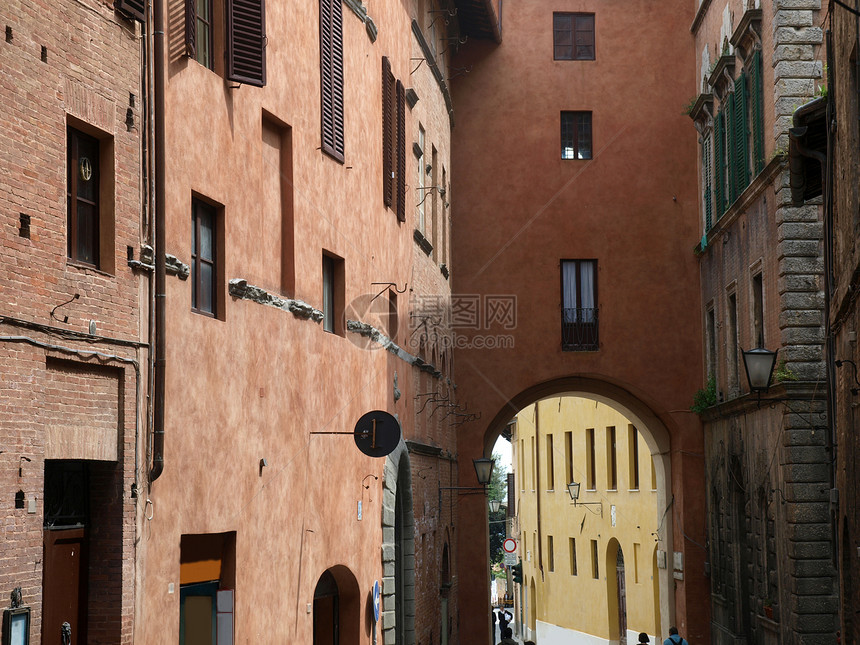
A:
[{"left": 512, "top": 397, "right": 663, "bottom": 644}]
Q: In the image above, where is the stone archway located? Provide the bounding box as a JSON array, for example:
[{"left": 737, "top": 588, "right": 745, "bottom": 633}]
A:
[
  {"left": 381, "top": 440, "right": 416, "bottom": 645},
  {"left": 456, "top": 376, "right": 680, "bottom": 643}
]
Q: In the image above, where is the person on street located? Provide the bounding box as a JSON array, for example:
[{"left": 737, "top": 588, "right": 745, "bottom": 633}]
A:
[
  {"left": 639, "top": 634, "right": 650, "bottom": 643},
  {"left": 663, "top": 626, "right": 689, "bottom": 645},
  {"left": 499, "top": 626, "right": 517, "bottom": 645}
]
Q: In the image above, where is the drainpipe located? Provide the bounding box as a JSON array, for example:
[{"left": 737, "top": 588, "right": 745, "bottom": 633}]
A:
[{"left": 150, "top": 0, "right": 166, "bottom": 483}]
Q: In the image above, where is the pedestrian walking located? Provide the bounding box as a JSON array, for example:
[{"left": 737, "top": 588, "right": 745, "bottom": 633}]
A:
[
  {"left": 499, "top": 626, "right": 517, "bottom": 645},
  {"left": 639, "top": 634, "right": 650, "bottom": 643},
  {"left": 663, "top": 626, "right": 689, "bottom": 645}
]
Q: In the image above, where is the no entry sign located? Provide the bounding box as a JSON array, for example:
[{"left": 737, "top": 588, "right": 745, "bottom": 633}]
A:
[{"left": 503, "top": 538, "right": 517, "bottom": 554}]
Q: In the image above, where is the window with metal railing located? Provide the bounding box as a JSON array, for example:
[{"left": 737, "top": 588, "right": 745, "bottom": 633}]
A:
[{"left": 561, "top": 259, "right": 598, "bottom": 351}]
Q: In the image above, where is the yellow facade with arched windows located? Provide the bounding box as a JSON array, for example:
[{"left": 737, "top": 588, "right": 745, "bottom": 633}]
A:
[{"left": 512, "top": 397, "right": 663, "bottom": 644}]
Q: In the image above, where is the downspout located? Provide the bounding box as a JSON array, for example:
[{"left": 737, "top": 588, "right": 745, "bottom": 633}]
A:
[{"left": 150, "top": 0, "right": 166, "bottom": 483}]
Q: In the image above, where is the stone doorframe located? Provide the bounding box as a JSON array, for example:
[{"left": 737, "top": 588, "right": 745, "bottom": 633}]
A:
[{"left": 381, "top": 440, "right": 416, "bottom": 644}]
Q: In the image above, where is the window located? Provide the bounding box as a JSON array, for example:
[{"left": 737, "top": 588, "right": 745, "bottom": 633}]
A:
[
  {"left": 67, "top": 127, "right": 100, "bottom": 267},
  {"left": 628, "top": 425, "right": 639, "bottom": 491},
  {"left": 548, "top": 536, "right": 555, "bottom": 572},
  {"left": 591, "top": 539, "right": 599, "bottom": 579},
  {"left": 702, "top": 131, "right": 713, "bottom": 231},
  {"left": 727, "top": 291, "right": 739, "bottom": 394},
  {"left": 586, "top": 428, "right": 595, "bottom": 490},
  {"left": 606, "top": 426, "right": 617, "bottom": 490},
  {"left": 561, "top": 259, "right": 598, "bottom": 351},
  {"left": 561, "top": 111, "right": 592, "bottom": 160},
  {"left": 320, "top": 0, "right": 344, "bottom": 162},
  {"left": 185, "top": 0, "right": 266, "bottom": 86},
  {"left": 530, "top": 436, "right": 536, "bottom": 490},
  {"left": 179, "top": 532, "right": 235, "bottom": 645},
  {"left": 553, "top": 13, "right": 594, "bottom": 60},
  {"left": 382, "top": 57, "right": 407, "bottom": 221},
  {"left": 569, "top": 538, "right": 578, "bottom": 575},
  {"left": 191, "top": 0, "right": 213, "bottom": 69},
  {"left": 546, "top": 434, "right": 554, "bottom": 490},
  {"left": 752, "top": 272, "right": 764, "bottom": 348},
  {"left": 706, "top": 306, "right": 717, "bottom": 382},
  {"left": 322, "top": 252, "right": 345, "bottom": 335},
  {"left": 564, "top": 431, "right": 573, "bottom": 487},
  {"left": 191, "top": 198, "right": 217, "bottom": 316},
  {"left": 416, "top": 125, "right": 425, "bottom": 233}
]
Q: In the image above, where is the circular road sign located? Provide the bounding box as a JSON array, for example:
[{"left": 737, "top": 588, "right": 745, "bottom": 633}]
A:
[
  {"left": 503, "top": 538, "right": 517, "bottom": 554},
  {"left": 354, "top": 411, "right": 401, "bottom": 458},
  {"left": 372, "top": 580, "right": 381, "bottom": 622}
]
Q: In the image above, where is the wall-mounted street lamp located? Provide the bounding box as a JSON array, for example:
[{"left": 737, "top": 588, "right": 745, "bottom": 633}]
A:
[
  {"left": 742, "top": 347, "right": 779, "bottom": 396},
  {"left": 489, "top": 499, "right": 502, "bottom": 513},
  {"left": 439, "top": 458, "right": 494, "bottom": 507},
  {"left": 567, "top": 481, "right": 603, "bottom": 514}
]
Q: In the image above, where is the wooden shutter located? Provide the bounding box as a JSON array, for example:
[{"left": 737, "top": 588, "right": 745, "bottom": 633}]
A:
[
  {"left": 185, "top": 0, "right": 197, "bottom": 58},
  {"left": 396, "top": 79, "right": 406, "bottom": 223},
  {"left": 115, "top": 0, "right": 145, "bottom": 22},
  {"left": 320, "top": 0, "right": 344, "bottom": 162},
  {"left": 226, "top": 0, "right": 266, "bottom": 87},
  {"left": 714, "top": 111, "right": 725, "bottom": 219},
  {"left": 382, "top": 57, "right": 394, "bottom": 208},
  {"left": 703, "top": 133, "right": 713, "bottom": 232},
  {"left": 732, "top": 73, "right": 750, "bottom": 198},
  {"left": 750, "top": 50, "right": 765, "bottom": 174}
]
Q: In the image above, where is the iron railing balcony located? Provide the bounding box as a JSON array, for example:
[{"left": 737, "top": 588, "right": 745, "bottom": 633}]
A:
[{"left": 561, "top": 307, "right": 599, "bottom": 351}]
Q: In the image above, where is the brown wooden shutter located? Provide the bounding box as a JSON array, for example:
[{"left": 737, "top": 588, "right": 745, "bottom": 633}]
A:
[
  {"left": 227, "top": 0, "right": 266, "bottom": 87},
  {"left": 396, "top": 79, "right": 406, "bottom": 222},
  {"left": 320, "top": 0, "right": 344, "bottom": 162},
  {"left": 115, "top": 0, "right": 145, "bottom": 22},
  {"left": 382, "top": 56, "right": 394, "bottom": 208},
  {"left": 185, "top": 0, "right": 197, "bottom": 58}
]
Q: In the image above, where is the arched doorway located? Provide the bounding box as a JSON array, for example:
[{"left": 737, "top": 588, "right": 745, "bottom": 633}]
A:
[
  {"left": 528, "top": 577, "right": 537, "bottom": 639},
  {"left": 440, "top": 542, "right": 451, "bottom": 645},
  {"left": 312, "top": 566, "right": 360, "bottom": 645},
  {"left": 607, "top": 539, "right": 627, "bottom": 644},
  {"left": 381, "top": 441, "right": 416, "bottom": 644}
]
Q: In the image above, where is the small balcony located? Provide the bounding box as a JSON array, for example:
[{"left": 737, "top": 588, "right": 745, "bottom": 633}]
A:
[{"left": 562, "top": 308, "right": 599, "bottom": 351}]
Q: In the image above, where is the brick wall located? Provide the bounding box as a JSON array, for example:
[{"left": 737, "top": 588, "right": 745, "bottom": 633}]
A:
[{"left": 0, "top": 0, "right": 143, "bottom": 642}]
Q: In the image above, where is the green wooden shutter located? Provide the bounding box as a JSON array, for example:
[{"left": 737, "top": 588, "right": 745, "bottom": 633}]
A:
[
  {"left": 732, "top": 73, "right": 750, "bottom": 198},
  {"left": 184, "top": 0, "right": 197, "bottom": 58},
  {"left": 750, "top": 49, "right": 765, "bottom": 174},
  {"left": 703, "top": 133, "right": 713, "bottom": 232},
  {"left": 714, "top": 111, "right": 725, "bottom": 219}
]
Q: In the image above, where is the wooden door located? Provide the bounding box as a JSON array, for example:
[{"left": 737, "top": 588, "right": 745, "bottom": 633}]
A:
[
  {"left": 42, "top": 528, "right": 87, "bottom": 645},
  {"left": 617, "top": 549, "right": 627, "bottom": 645}
]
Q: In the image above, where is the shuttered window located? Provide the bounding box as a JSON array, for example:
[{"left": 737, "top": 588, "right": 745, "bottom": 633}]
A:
[
  {"left": 115, "top": 0, "right": 145, "bottom": 22},
  {"left": 184, "top": 0, "right": 265, "bottom": 85},
  {"left": 226, "top": 0, "right": 266, "bottom": 87},
  {"left": 320, "top": 0, "right": 345, "bottom": 162},
  {"left": 185, "top": 0, "right": 211, "bottom": 67},
  {"left": 750, "top": 49, "right": 765, "bottom": 175},
  {"left": 382, "top": 57, "right": 395, "bottom": 208},
  {"left": 714, "top": 111, "right": 726, "bottom": 220},
  {"left": 396, "top": 79, "right": 407, "bottom": 222},
  {"left": 730, "top": 73, "right": 750, "bottom": 202},
  {"left": 703, "top": 132, "right": 713, "bottom": 232}
]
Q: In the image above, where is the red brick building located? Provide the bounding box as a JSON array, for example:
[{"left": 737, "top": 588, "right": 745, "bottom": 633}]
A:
[{"left": 0, "top": 0, "right": 145, "bottom": 642}]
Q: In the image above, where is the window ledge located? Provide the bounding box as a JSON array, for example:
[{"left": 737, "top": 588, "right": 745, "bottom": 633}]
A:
[
  {"left": 66, "top": 260, "right": 113, "bottom": 278},
  {"left": 690, "top": 0, "right": 714, "bottom": 34},
  {"left": 707, "top": 55, "right": 736, "bottom": 91},
  {"left": 730, "top": 9, "right": 762, "bottom": 58},
  {"left": 688, "top": 93, "right": 713, "bottom": 123}
]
